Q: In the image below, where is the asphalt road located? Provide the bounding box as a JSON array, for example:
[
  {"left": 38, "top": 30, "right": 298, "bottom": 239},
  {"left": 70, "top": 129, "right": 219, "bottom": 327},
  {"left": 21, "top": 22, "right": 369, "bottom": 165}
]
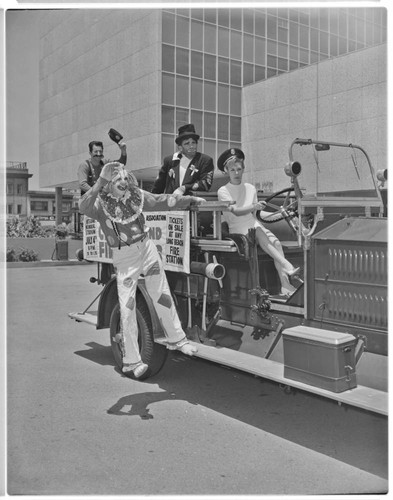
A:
[{"left": 7, "top": 264, "right": 388, "bottom": 497}]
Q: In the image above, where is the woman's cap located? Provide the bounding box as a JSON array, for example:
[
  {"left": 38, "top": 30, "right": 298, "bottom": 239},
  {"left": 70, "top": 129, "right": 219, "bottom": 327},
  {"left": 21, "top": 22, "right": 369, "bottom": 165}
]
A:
[{"left": 217, "top": 148, "right": 245, "bottom": 172}]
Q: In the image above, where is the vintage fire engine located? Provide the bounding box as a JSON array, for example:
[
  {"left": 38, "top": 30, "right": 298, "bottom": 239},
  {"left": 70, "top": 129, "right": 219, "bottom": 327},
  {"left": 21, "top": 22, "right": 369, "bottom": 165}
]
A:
[{"left": 69, "top": 139, "right": 388, "bottom": 415}]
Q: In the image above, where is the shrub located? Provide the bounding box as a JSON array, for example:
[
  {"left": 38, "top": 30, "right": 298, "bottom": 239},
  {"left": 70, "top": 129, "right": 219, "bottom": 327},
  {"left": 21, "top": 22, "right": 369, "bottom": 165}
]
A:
[
  {"left": 17, "top": 247, "right": 38, "bottom": 262},
  {"left": 6, "top": 216, "right": 48, "bottom": 238},
  {"left": 6, "top": 248, "right": 18, "bottom": 262},
  {"left": 7, "top": 247, "right": 39, "bottom": 262}
]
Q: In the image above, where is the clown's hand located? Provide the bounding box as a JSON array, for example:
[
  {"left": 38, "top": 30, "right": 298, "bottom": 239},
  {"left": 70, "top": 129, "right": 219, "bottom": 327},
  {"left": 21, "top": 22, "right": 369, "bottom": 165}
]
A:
[
  {"left": 172, "top": 186, "right": 186, "bottom": 197},
  {"left": 100, "top": 162, "right": 122, "bottom": 182},
  {"left": 190, "top": 196, "right": 206, "bottom": 205}
]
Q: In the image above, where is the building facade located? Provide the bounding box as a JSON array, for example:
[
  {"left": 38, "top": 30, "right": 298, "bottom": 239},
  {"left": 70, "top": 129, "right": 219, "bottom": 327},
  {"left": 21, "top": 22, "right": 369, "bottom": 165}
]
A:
[
  {"left": 6, "top": 162, "right": 75, "bottom": 223},
  {"left": 38, "top": 7, "right": 387, "bottom": 191},
  {"left": 6, "top": 162, "right": 32, "bottom": 217},
  {"left": 28, "top": 190, "right": 74, "bottom": 224}
]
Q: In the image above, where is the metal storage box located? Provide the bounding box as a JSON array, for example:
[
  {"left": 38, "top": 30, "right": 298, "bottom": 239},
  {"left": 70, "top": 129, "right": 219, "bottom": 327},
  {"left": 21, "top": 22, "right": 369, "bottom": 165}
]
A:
[{"left": 282, "top": 326, "right": 357, "bottom": 392}]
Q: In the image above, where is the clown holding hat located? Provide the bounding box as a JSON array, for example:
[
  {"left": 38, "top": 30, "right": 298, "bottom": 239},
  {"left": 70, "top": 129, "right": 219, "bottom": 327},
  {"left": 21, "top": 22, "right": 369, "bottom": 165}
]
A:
[{"left": 79, "top": 162, "right": 205, "bottom": 378}]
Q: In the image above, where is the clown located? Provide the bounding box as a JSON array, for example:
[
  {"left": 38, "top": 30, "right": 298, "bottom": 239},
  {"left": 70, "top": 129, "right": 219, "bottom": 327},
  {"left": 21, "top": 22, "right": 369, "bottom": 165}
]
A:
[{"left": 79, "top": 162, "right": 205, "bottom": 378}]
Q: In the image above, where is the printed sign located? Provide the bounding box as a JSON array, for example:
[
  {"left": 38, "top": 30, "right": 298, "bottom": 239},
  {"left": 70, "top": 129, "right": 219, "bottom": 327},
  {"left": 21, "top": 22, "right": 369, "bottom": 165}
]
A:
[
  {"left": 145, "top": 211, "right": 190, "bottom": 273},
  {"left": 83, "top": 211, "right": 190, "bottom": 273}
]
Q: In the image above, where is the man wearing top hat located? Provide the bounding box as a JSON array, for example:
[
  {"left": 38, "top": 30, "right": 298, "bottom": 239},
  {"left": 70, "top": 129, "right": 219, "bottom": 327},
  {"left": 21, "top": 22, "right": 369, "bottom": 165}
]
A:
[{"left": 152, "top": 123, "right": 214, "bottom": 197}]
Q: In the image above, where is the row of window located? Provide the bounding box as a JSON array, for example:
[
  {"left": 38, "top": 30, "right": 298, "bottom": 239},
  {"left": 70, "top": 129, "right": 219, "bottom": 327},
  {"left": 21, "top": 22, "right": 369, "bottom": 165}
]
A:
[
  {"left": 162, "top": 75, "right": 242, "bottom": 115},
  {"left": 7, "top": 201, "right": 73, "bottom": 214},
  {"left": 7, "top": 184, "right": 24, "bottom": 195},
  {"left": 162, "top": 105, "right": 241, "bottom": 141},
  {"left": 163, "top": 8, "right": 386, "bottom": 39},
  {"left": 7, "top": 205, "right": 23, "bottom": 215}
]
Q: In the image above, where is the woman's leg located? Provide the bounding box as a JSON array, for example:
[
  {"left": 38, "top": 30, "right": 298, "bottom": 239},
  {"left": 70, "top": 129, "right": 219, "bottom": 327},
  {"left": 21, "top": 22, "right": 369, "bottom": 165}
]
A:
[{"left": 255, "top": 227, "right": 297, "bottom": 293}]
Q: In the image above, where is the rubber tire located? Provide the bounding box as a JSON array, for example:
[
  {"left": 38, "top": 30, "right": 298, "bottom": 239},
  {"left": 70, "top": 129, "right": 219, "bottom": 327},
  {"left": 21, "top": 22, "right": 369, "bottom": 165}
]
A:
[{"left": 109, "top": 297, "right": 168, "bottom": 380}]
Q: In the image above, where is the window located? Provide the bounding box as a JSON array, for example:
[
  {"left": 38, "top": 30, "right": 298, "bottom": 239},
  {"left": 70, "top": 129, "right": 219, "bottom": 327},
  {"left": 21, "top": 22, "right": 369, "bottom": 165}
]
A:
[
  {"left": 204, "top": 112, "right": 216, "bottom": 138},
  {"left": 255, "top": 11, "right": 266, "bottom": 37},
  {"left": 218, "top": 27, "right": 230, "bottom": 57},
  {"left": 191, "top": 51, "right": 203, "bottom": 78},
  {"left": 17, "top": 205, "right": 22, "bottom": 215},
  {"left": 230, "top": 116, "right": 241, "bottom": 142},
  {"left": 243, "top": 34, "right": 254, "bottom": 62},
  {"left": 230, "top": 9, "right": 242, "bottom": 31},
  {"left": 230, "top": 30, "right": 242, "bottom": 60},
  {"left": 162, "top": 134, "right": 175, "bottom": 159},
  {"left": 230, "top": 86, "right": 241, "bottom": 115},
  {"left": 7, "top": 205, "right": 12, "bottom": 214},
  {"left": 255, "top": 37, "right": 266, "bottom": 65},
  {"left": 176, "top": 75, "right": 189, "bottom": 107},
  {"left": 31, "top": 201, "right": 48, "bottom": 211},
  {"left": 218, "top": 84, "right": 229, "bottom": 113},
  {"left": 204, "top": 54, "right": 216, "bottom": 80},
  {"left": 162, "top": 45, "right": 175, "bottom": 73},
  {"left": 176, "top": 108, "right": 189, "bottom": 128},
  {"left": 204, "top": 23, "right": 216, "bottom": 53},
  {"left": 243, "top": 63, "right": 254, "bottom": 85},
  {"left": 204, "top": 9, "right": 217, "bottom": 25},
  {"left": 230, "top": 60, "right": 242, "bottom": 86},
  {"left": 267, "top": 15, "right": 277, "bottom": 40},
  {"left": 162, "top": 73, "right": 175, "bottom": 104},
  {"left": 243, "top": 10, "right": 254, "bottom": 34},
  {"left": 7, "top": 184, "right": 13, "bottom": 195},
  {"left": 190, "top": 110, "right": 203, "bottom": 135},
  {"left": 176, "top": 16, "right": 189, "bottom": 48},
  {"left": 176, "top": 47, "right": 189, "bottom": 75},
  {"left": 204, "top": 81, "right": 216, "bottom": 111},
  {"left": 162, "top": 12, "right": 175, "bottom": 44},
  {"left": 191, "top": 20, "right": 204, "bottom": 51},
  {"left": 191, "top": 79, "right": 203, "bottom": 109},
  {"left": 217, "top": 9, "right": 230, "bottom": 28},
  {"left": 162, "top": 106, "right": 175, "bottom": 133},
  {"left": 217, "top": 114, "right": 229, "bottom": 140},
  {"left": 218, "top": 57, "right": 230, "bottom": 83},
  {"left": 17, "top": 184, "right": 23, "bottom": 195},
  {"left": 62, "top": 202, "right": 72, "bottom": 212}
]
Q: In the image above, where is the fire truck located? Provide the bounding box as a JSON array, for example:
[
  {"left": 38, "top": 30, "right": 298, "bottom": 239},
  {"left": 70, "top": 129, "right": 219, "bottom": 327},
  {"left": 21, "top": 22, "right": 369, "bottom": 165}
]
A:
[{"left": 69, "top": 139, "right": 388, "bottom": 416}]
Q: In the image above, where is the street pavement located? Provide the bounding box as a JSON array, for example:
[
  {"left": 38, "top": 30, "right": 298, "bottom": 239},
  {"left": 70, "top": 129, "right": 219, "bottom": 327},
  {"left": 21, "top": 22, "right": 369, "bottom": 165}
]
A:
[{"left": 6, "top": 263, "right": 389, "bottom": 497}]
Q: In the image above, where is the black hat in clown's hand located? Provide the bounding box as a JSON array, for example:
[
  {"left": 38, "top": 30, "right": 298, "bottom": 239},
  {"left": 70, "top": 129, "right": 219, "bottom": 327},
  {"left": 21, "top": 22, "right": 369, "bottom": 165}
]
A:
[
  {"left": 175, "top": 123, "right": 200, "bottom": 145},
  {"left": 217, "top": 148, "right": 245, "bottom": 172}
]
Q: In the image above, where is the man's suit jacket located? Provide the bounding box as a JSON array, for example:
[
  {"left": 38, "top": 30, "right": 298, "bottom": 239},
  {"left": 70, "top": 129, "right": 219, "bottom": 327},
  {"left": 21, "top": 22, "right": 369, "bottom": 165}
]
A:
[{"left": 151, "top": 152, "right": 214, "bottom": 194}]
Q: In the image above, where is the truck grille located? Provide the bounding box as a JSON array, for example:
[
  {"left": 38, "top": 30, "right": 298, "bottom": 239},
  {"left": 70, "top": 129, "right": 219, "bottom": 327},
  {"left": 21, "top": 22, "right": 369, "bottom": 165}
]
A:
[{"left": 313, "top": 243, "right": 387, "bottom": 330}]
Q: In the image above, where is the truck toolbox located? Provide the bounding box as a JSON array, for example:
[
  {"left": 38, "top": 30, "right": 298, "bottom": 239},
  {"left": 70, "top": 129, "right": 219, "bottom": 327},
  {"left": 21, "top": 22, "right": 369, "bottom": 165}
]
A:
[{"left": 282, "top": 326, "right": 357, "bottom": 392}]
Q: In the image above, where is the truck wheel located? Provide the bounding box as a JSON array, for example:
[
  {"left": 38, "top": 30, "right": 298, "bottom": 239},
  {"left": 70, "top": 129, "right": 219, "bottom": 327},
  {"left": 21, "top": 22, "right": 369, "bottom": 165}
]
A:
[{"left": 109, "top": 298, "right": 168, "bottom": 380}]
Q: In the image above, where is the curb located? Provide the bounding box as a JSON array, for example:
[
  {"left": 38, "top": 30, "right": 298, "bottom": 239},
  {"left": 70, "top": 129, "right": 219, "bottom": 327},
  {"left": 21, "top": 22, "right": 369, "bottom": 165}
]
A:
[{"left": 7, "top": 260, "right": 94, "bottom": 269}]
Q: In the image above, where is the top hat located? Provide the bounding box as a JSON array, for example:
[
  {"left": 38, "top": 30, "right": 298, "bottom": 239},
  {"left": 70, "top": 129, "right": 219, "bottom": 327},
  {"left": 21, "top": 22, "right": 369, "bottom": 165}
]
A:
[
  {"left": 217, "top": 148, "right": 245, "bottom": 172},
  {"left": 175, "top": 124, "right": 200, "bottom": 145}
]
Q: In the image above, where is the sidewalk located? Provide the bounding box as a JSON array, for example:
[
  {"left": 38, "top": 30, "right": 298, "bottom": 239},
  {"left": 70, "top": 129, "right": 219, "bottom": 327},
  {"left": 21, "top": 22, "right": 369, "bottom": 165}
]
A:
[{"left": 6, "top": 259, "right": 94, "bottom": 269}]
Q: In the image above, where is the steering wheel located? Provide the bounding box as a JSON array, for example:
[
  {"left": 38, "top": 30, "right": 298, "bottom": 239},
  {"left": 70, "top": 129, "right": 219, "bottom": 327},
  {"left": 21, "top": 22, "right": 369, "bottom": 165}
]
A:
[
  {"left": 256, "top": 187, "right": 298, "bottom": 225},
  {"left": 256, "top": 187, "right": 314, "bottom": 237}
]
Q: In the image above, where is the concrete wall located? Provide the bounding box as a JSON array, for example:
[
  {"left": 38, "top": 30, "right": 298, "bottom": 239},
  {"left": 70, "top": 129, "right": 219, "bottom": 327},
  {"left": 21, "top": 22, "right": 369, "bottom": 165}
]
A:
[
  {"left": 39, "top": 10, "right": 162, "bottom": 189},
  {"left": 242, "top": 43, "right": 387, "bottom": 192},
  {"left": 7, "top": 237, "right": 83, "bottom": 261}
]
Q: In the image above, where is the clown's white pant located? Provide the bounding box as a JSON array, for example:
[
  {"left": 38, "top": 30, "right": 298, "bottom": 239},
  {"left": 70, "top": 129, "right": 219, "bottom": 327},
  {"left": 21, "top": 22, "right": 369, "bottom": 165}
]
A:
[{"left": 112, "top": 238, "right": 186, "bottom": 364}]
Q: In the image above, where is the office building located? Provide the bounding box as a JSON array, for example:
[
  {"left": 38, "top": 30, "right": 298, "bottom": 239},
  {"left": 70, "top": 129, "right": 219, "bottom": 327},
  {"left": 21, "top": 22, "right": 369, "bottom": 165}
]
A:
[{"left": 38, "top": 7, "right": 387, "bottom": 193}]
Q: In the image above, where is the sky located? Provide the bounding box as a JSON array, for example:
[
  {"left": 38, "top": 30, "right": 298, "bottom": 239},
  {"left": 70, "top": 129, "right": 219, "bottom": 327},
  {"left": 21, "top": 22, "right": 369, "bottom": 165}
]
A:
[{"left": 6, "top": 10, "right": 41, "bottom": 190}]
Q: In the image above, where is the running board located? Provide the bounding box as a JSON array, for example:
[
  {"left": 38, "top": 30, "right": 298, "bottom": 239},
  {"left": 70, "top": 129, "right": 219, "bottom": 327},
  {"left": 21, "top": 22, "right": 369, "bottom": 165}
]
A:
[
  {"left": 156, "top": 338, "right": 387, "bottom": 416},
  {"left": 68, "top": 311, "right": 98, "bottom": 326}
]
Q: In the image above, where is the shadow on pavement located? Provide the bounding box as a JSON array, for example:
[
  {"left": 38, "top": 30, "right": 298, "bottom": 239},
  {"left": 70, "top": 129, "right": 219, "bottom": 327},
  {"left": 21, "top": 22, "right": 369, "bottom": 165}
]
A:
[
  {"left": 74, "top": 342, "right": 116, "bottom": 366},
  {"left": 74, "top": 340, "right": 388, "bottom": 481}
]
